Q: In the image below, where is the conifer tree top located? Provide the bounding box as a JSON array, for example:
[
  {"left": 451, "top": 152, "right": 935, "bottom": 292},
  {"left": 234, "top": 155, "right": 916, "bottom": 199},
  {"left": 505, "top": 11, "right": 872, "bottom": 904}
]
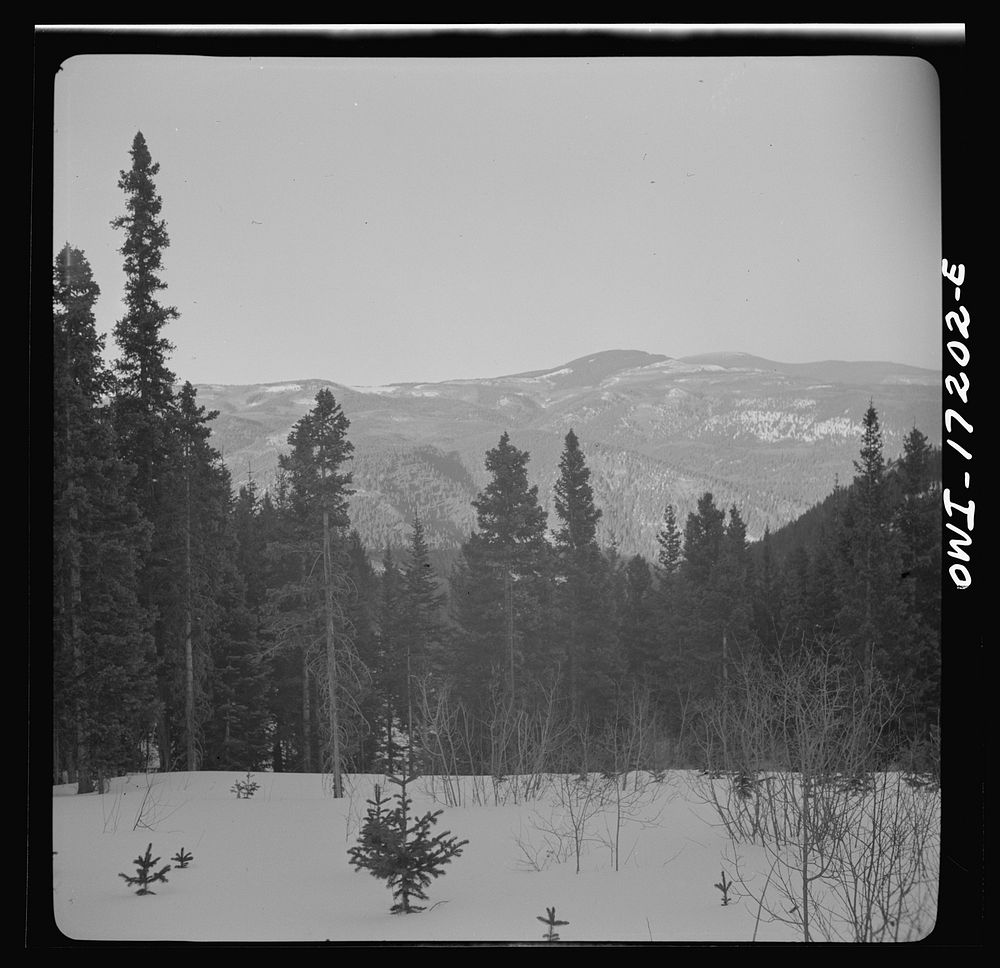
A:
[
  {"left": 683, "top": 492, "right": 726, "bottom": 580},
  {"left": 471, "top": 431, "right": 547, "bottom": 550},
  {"left": 656, "top": 503, "right": 683, "bottom": 574},
  {"left": 53, "top": 245, "right": 108, "bottom": 403},
  {"left": 279, "top": 389, "right": 354, "bottom": 523},
  {"left": 855, "top": 402, "right": 884, "bottom": 465},
  {"left": 110, "top": 130, "right": 177, "bottom": 404},
  {"left": 850, "top": 402, "right": 887, "bottom": 510},
  {"left": 554, "top": 428, "right": 601, "bottom": 551}
]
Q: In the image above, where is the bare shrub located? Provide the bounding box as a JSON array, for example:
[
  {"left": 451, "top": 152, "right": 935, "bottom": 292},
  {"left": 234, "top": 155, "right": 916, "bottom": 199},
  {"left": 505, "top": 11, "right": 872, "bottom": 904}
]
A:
[
  {"left": 512, "top": 817, "right": 574, "bottom": 872},
  {"left": 131, "top": 771, "right": 175, "bottom": 832},
  {"left": 524, "top": 771, "right": 609, "bottom": 874},
  {"left": 692, "top": 641, "right": 939, "bottom": 942},
  {"left": 594, "top": 687, "right": 670, "bottom": 871},
  {"left": 101, "top": 775, "right": 130, "bottom": 834},
  {"left": 413, "top": 678, "right": 468, "bottom": 807},
  {"left": 414, "top": 675, "right": 567, "bottom": 808}
]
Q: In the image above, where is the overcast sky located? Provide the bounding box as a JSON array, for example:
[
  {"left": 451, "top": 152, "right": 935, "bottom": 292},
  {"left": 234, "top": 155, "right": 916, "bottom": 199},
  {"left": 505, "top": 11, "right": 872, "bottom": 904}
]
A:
[{"left": 52, "top": 50, "right": 943, "bottom": 387}]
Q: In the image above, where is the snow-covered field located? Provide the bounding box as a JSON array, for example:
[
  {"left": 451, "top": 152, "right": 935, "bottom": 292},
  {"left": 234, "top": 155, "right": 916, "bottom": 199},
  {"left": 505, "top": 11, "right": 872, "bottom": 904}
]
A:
[{"left": 49, "top": 770, "right": 938, "bottom": 944}]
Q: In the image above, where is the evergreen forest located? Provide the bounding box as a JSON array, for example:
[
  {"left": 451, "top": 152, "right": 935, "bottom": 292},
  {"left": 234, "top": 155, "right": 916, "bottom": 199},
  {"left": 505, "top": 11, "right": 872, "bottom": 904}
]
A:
[{"left": 52, "top": 133, "right": 942, "bottom": 795}]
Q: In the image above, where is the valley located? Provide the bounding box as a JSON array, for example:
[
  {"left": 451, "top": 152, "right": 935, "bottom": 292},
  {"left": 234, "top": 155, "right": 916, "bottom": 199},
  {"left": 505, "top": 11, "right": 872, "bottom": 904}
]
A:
[{"left": 198, "top": 349, "right": 941, "bottom": 560}]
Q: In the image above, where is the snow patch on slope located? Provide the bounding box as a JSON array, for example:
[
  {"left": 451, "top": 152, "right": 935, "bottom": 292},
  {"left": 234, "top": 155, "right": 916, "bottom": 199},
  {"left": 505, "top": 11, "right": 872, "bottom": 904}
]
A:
[{"left": 701, "top": 409, "right": 861, "bottom": 443}]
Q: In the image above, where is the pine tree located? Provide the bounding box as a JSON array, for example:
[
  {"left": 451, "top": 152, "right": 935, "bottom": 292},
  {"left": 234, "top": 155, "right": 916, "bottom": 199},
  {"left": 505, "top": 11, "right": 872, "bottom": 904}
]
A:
[
  {"left": 841, "top": 403, "right": 887, "bottom": 652},
  {"left": 106, "top": 133, "right": 249, "bottom": 773},
  {"left": 682, "top": 493, "right": 726, "bottom": 587},
  {"left": 261, "top": 473, "right": 318, "bottom": 772},
  {"left": 397, "top": 513, "right": 447, "bottom": 763},
  {"left": 347, "top": 774, "right": 468, "bottom": 914},
  {"left": 751, "top": 526, "right": 785, "bottom": 652},
  {"left": 472, "top": 432, "right": 548, "bottom": 556},
  {"left": 807, "top": 525, "right": 843, "bottom": 640},
  {"left": 780, "top": 543, "right": 813, "bottom": 646},
  {"left": 537, "top": 906, "right": 569, "bottom": 941},
  {"left": 157, "top": 382, "right": 238, "bottom": 770},
  {"left": 447, "top": 536, "right": 504, "bottom": 708},
  {"left": 110, "top": 131, "right": 178, "bottom": 498},
  {"left": 202, "top": 481, "right": 273, "bottom": 770},
  {"left": 276, "top": 390, "right": 356, "bottom": 794},
  {"left": 401, "top": 513, "right": 447, "bottom": 682},
  {"left": 110, "top": 132, "right": 184, "bottom": 770},
  {"left": 376, "top": 546, "right": 408, "bottom": 770},
  {"left": 553, "top": 429, "right": 601, "bottom": 550},
  {"left": 552, "top": 430, "right": 619, "bottom": 720},
  {"left": 893, "top": 427, "right": 941, "bottom": 730},
  {"left": 119, "top": 844, "right": 171, "bottom": 896},
  {"left": 343, "top": 530, "right": 382, "bottom": 772},
  {"left": 619, "top": 554, "right": 660, "bottom": 681},
  {"left": 675, "top": 493, "right": 727, "bottom": 696},
  {"left": 835, "top": 403, "right": 907, "bottom": 671},
  {"left": 53, "top": 245, "right": 155, "bottom": 791},
  {"left": 651, "top": 503, "right": 684, "bottom": 718},
  {"left": 457, "top": 432, "right": 549, "bottom": 705},
  {"left": 715, "top": 505, "right": 754, "bottom": 678},
  {"left": 655, "top": 503, "right": 683, "bottom": 576}
]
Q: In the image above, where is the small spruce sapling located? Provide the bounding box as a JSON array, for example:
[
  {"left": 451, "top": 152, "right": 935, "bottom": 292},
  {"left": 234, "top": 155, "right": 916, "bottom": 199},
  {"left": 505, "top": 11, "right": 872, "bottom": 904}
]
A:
[
  {"left": 537, "top": 906, "right": 569, "bottom": 942},
  {"left": 231, "top": 771, "right": 261, "bottom": 799},
  {"left": 715, "top": 869, "right": 733, "bottom": 906},
  {"left": 119, "top": 843, "right": 171, "bottom": 895},
  {"left": 348, "top": 773, "right": 468, "bottom": 914},
  {"left": 171, "top": 848, "right": 194, "bottom": 869}
]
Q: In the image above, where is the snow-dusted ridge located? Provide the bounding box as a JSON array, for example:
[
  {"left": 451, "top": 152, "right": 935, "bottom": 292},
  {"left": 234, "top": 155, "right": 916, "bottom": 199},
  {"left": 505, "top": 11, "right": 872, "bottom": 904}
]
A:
[{"left": 347, "top": 384, "right": 402, "bottom": 396}]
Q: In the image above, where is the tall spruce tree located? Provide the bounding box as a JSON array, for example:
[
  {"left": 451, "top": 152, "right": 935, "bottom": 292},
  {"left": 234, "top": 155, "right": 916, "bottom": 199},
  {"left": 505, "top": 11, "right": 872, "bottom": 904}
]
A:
[
  {"left": 655, "top": 504, "right": 683, "bottom": 576},
  {"left": 682, "top": 493, "right": 726, "bottom": 587},
  {"left": 752, "top": 526, "right": 785, "bottom": 652},
  {"left": 839, "top": 403, "right": 887, "bottom": 659},
  {"left": 455, "top": 432, "right": 549, "bottom": 706},
  {"left": 807, "top": 522, "right": 843, "bottom": 640},
  {"left": 402, "top": 513, "right": 446, "bottom": 681},
  {"left": 553, "top": 429, "right": 601, "bottom": 550},
  {"left": 780, "top": 543, "right": 814, "bottom": 646},
  {"left": 202, "top": 480, "right": 273, "bottom": 770},
  {"left": 343, "top": 530, "right": 382, "bottom": 771},
  {"left": 110, "top": 131, "right": 184, "bottom": 769},
  {"left": 158, "top": 382, "right": 239, "bottom": 770},
  {"left": 619, "top": 554, "right": 660, "bottom": 682},
  {"left": 651, "top": 503, "right": 684, "bottom": 717},
  {"left": 377, "top": 547, "right": 408, "bottom": 770},
  {"left": 676, "top": 493, "right": 730, "bottom": 698},
  {"left": 552, "top": 429, "right": 619, "bottom": 719},
  {"left": 263, "top": 471, "right": 318, "bottom": 772},
  {"left": 399, "top": 513, "right": 446, "bottom": 756},
  {"left": 835, "top": 403, "right": 907, "bottom": 671},
  {"left": 276, "top": 390, "right": 356, "bottom": 795},
  {"left": 893, "top": 427, "right": 941, "bottom": 729},
  {"left": 53, "top": 245, "right": 154, "bottom": 791},
  {"left": 111, "top": 131, "right": 178, "bottom": 491},
  {"left": 714, "top": 505, "right": 753, "bottom": 676}
]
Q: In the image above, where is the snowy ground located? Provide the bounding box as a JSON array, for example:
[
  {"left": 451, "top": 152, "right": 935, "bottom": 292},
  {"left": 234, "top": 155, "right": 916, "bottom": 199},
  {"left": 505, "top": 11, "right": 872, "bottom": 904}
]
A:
[{"left": 49, "top": 770, "right": 938, "bottom": 944}]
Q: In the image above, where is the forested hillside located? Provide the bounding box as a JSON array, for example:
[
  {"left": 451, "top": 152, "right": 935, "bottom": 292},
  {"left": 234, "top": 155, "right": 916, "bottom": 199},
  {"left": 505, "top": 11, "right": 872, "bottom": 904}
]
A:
[
  {"left": 53, "top": 133, "right": 941, "bottom": 802},
  {"left": 197, "top": 354, "right": 940, "bottom": 563}
]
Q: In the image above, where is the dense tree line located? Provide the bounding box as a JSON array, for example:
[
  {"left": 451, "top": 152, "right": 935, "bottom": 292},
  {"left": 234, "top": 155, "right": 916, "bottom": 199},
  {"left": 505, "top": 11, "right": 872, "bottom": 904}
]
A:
[{"left": 53, "top": 133, "right": 941, "bottom": 793}]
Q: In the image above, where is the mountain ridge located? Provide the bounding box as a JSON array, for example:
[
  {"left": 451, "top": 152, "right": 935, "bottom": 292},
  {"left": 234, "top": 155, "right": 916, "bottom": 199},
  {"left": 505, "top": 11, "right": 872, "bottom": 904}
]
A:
[{"left": 196, "top": 349, "right": 941, "bottom": 561}]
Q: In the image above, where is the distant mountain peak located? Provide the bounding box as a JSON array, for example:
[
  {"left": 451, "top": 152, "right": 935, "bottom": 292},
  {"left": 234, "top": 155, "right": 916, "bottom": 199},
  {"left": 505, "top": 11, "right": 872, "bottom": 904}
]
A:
[
  {"left": 498, "top": 349, "right": 671, "bottom": 389},
  {"left": 561, "top": 349, "right": 670, "bottom": 370},
  {"left": 195, "top": 346, "right": 940, "bottom": 562}
]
